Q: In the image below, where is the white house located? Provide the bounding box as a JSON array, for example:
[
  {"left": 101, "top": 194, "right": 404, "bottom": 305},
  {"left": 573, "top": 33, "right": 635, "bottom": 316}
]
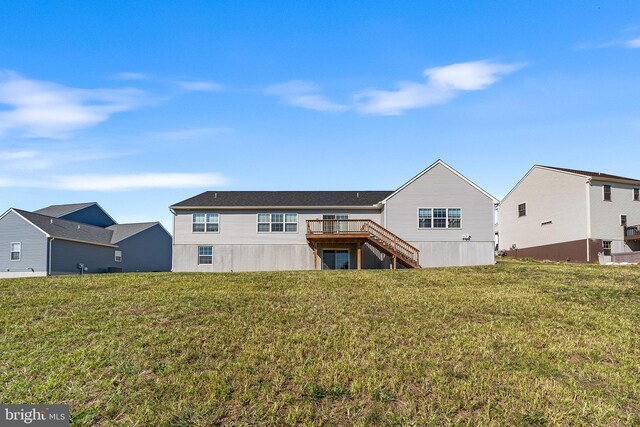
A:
[
  {"left": 498, "top": 165, "right": 640, "bottom": 263},
  {"left": 170, "top": 160, "right": 498, "bottom": 272}
]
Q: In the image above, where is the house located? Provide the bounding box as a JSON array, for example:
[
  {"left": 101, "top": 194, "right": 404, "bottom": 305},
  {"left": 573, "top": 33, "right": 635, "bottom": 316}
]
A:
[
  {"left": 170, "top": 160, "right": 498, "bottom": 272},
  {"left": 0, "top": 202, "right": 172, "bottom": 278},
  {"left": 497, "top": 165, "right": 640, "bottom": 263}
]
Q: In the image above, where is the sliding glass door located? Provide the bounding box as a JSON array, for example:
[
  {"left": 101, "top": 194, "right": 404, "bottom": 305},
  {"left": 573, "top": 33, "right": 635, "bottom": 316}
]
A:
[{"left": 322, "top": 249, "right": 350, "bottom": 270}]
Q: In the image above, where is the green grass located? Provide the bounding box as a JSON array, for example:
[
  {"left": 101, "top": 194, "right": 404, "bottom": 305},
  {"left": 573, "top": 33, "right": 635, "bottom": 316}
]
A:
[{"left": 1, "top": 261, "right": 639, "bottom": 426}]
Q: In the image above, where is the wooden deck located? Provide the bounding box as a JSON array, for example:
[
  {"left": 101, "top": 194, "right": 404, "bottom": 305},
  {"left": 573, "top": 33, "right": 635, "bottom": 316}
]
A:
[
  {"left": 306, "top": 219, "right": 420, "bottom": 269},
  {"left": 624, "top": 225, "right": 640, "bottom": 241}
]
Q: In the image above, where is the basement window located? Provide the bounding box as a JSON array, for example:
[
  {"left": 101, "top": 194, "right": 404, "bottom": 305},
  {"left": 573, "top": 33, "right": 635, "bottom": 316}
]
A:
[
  {"left": 198, "top": 246, "right": 213, "bottom": 265},
  {"left": 603, "top": 185, "right": 612, "bottom": 201},
  {"left": 602, "top": 241, "right": 611, "bottom": 256},
  {"left": 518, "top": 203, "right": 526, "bottom": 217},
  {"left": 10, "top": 242, "right": 21, "bottom": 261}
]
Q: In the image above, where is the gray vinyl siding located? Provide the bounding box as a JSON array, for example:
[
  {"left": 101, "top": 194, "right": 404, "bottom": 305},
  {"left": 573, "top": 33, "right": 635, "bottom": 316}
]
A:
[
  {"left": 173, "top": 209, "right": 382, "bottom": 245},
  {"left": 383, "top": 163, "right": 495, "bottom": 267},
  {"left": 50, "top": 239, "right": 117, "bottom": 275},
  {"left": 498, "top": 167, "right": 589, "bottom": 251},
  {"left": 0, "top": 210, "right": 48, "bottom": 275},
  {"left": 60, "top": 204, "right": 116, "bottom": 227},
  {"left": 116, "top": 225, "right": 172, "bottom": 272}
]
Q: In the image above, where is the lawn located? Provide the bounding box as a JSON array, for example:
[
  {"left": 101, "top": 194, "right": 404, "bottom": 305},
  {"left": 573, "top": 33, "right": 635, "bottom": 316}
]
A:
[{"left": 1, "top": 261, "right": 639, "bottom": 426}]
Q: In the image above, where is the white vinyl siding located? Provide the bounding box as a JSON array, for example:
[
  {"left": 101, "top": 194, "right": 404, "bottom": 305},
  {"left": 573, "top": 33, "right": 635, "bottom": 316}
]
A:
[
  {"left": 257, "top": 213, "right": 298, "bottom": 233},
  {"left": 192, "top": 213, "right": 219, "bottom": 233}
]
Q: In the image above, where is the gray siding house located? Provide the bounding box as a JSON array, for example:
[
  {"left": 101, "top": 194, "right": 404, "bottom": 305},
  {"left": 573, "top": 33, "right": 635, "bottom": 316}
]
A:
[
  {"left": 0, "top": 203, "right": 172, "bottom": 278},
  {"left": 498, "top": 166, "right": 640, "bottom": 263},
  {"left": 170, "top": 160, "right": 497, "bottom": 272}
]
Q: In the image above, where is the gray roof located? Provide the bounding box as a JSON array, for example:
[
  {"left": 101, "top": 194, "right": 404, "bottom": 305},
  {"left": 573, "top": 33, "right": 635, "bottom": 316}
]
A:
[
  {"left": 14, "top": 209, "right": 161, "bottom": 247},
  {"left": 15, "top": 209, "right": 116, "bottom": 247},
  {"left": 107, "top": 222, "right": 159, "bottom": 243},
  {"left": 539, "top": 165, "right": 640, "bottom": 185},
  {"left": 171, "top": 191, "right": 394, "bottom": 208},
  {"left": 34, "top": 202, "right": 97, "bottom": 218}
]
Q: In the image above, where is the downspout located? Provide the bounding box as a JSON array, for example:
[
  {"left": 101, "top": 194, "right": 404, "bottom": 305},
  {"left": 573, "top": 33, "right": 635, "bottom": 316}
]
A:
[
  {"left": 585, "top": 178, "right": 592, "bottom": 262},
  {"left": 48, "top": 237, "right": 55, "bottom": 276},
  {"left": 170, "top": 208, "right": 176, "bottom": 272}
]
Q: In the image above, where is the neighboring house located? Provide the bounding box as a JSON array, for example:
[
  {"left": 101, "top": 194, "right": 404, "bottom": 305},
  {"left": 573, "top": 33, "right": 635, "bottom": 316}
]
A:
[
  {"left": 170, "top": 160, "right": 498, "bottom": 272},
  {"left": 498, "top": 165, "right": 640, "bottom": 263},
  {"left": 0, "top": 202, "right": 172, "bottom": 278}
]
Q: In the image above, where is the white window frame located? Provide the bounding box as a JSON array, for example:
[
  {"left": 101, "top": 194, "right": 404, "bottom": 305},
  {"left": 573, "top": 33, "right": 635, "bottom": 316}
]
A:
[
  {"left": 321, "top": 248, "right": 350, "bottom": 270},
  {"left": 256, "top": 213, "right": 298, "bottom": 233},
  {"left": 114, "top": 250, "right": 122, "bottom": 262},
  {"left": 417, "top": 207, "right": 462, "bottom": 229},
  {"left": 192, "top": 213, "right": 220, "bottom": 233},
  {"left": 621, "top": 214, "right": 627, "bottom": 227},
  {"left": 198, "top": 246, "right": 213, "bottom": 265},
  {"left": 10, "top": 242, "right": 21, "bottom": 261},
  {"left": 603, "top": 185, "right": 612, "bottom": 201},
  {"left": 602, "top": 240, "right": 612, "bottom": 256},
  {"left": 634, "top": 188, "right": 639, "bottom": 201}
]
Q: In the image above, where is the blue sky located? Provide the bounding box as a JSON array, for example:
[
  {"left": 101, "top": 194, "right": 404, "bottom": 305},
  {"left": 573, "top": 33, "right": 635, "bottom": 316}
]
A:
[{"left": 1, "top": 1, "right": 640, "bottom": 229}]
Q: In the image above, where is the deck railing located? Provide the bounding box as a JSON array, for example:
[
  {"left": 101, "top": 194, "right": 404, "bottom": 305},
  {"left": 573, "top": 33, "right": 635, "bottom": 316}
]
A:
[
  {"left": 306, "top": 219, "right": 419, "bottom": 266},
  {"left": 624, "top": 225, "right": 640, "bottom": 239}
]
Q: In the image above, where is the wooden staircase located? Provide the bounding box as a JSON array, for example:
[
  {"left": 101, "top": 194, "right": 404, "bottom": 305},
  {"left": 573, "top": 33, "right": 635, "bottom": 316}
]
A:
[{"left": 306, "top": 219, "right": 420, "bottom": 269}]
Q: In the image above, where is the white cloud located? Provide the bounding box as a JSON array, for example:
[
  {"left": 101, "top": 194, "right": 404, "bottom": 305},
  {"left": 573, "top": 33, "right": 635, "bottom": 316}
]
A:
[
  {"left": 113, "top": 72, "right": 150, "bottom": 80},
  {"left": 0, "top": 172, "right": 228, "bottom": 191},
  {"left": 150, "top": 127, "right": 231, "bottom": 141},
  {"left": 0, "top": 148, "right": 121, "bottom": 171},
  {"left": 265, "top": 81, "right": 349, "bottom": 112},
  {"left": 354, "top": 60, "right": 524, "bottom": 115},
  {"left": 626, "top": 37, "right": 640, "bottom": 48},
  {"left": 0, "top": 70, "right": 148, "bottom": 139},
  {"left": 178, "top": 81, "right": 222, "bottom": 92}
]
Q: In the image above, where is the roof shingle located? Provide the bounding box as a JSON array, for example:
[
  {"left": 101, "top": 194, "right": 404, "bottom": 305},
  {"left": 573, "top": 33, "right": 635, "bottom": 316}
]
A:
[{"left": 171, "top": 191, "right": 393, "bottom": 208}]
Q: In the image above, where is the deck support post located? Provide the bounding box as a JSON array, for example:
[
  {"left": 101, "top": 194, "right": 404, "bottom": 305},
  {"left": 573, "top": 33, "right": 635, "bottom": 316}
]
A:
[
  {"left": 393, "top": 255, "right": 397, "bottom": 270},
  {"left": 357, "top": 243, "right": 362, "bottom": 270},
  {"left": 313, "top": 242, "right": 318, "bottom": 270}
]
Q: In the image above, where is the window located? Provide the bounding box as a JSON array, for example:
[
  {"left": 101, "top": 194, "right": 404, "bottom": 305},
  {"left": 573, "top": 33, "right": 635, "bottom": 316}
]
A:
[
  {"left": 418, "top": 208, "right": 462, "bottom": 229},
  {"left": 621, "top": 215, "right": 627, "bottom": 227},
  {"left": 603, "top": 185, "right": 611, "bottom": 201},
  {"left": 115, "top": 250, "right": 122, "bottom": 262},
  {"left": 198, "top": 246, "right": 213, "bottom": 264},
  {"left": 518, "top": 203, "right": 526, "bottom": 217},
  {"left": 418, "top": 209, "right": 432, "bottom": 228},
  {"left": 634, "top": 188, "right": 639, "bottom": 201},
  {"left": 192, "top": 213, "right": 219, "bottom": 233},
  {"left": 10, "top": 242, "right": 21, "bottom": 261},
  {"left": 257, "top": 213, "right": 298, "bottom": 233},
  {"left": 602, "top": 241, "right": 611, "bottom": 256}
]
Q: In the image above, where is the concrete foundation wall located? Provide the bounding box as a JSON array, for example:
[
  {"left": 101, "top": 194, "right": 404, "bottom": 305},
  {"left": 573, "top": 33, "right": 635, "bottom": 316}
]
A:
[
  {"left": 0, "top": 271, "right": 47, "bottom": 279},
  {"left": 413, "top": 241, "right": 495, "bottom": 267}
]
